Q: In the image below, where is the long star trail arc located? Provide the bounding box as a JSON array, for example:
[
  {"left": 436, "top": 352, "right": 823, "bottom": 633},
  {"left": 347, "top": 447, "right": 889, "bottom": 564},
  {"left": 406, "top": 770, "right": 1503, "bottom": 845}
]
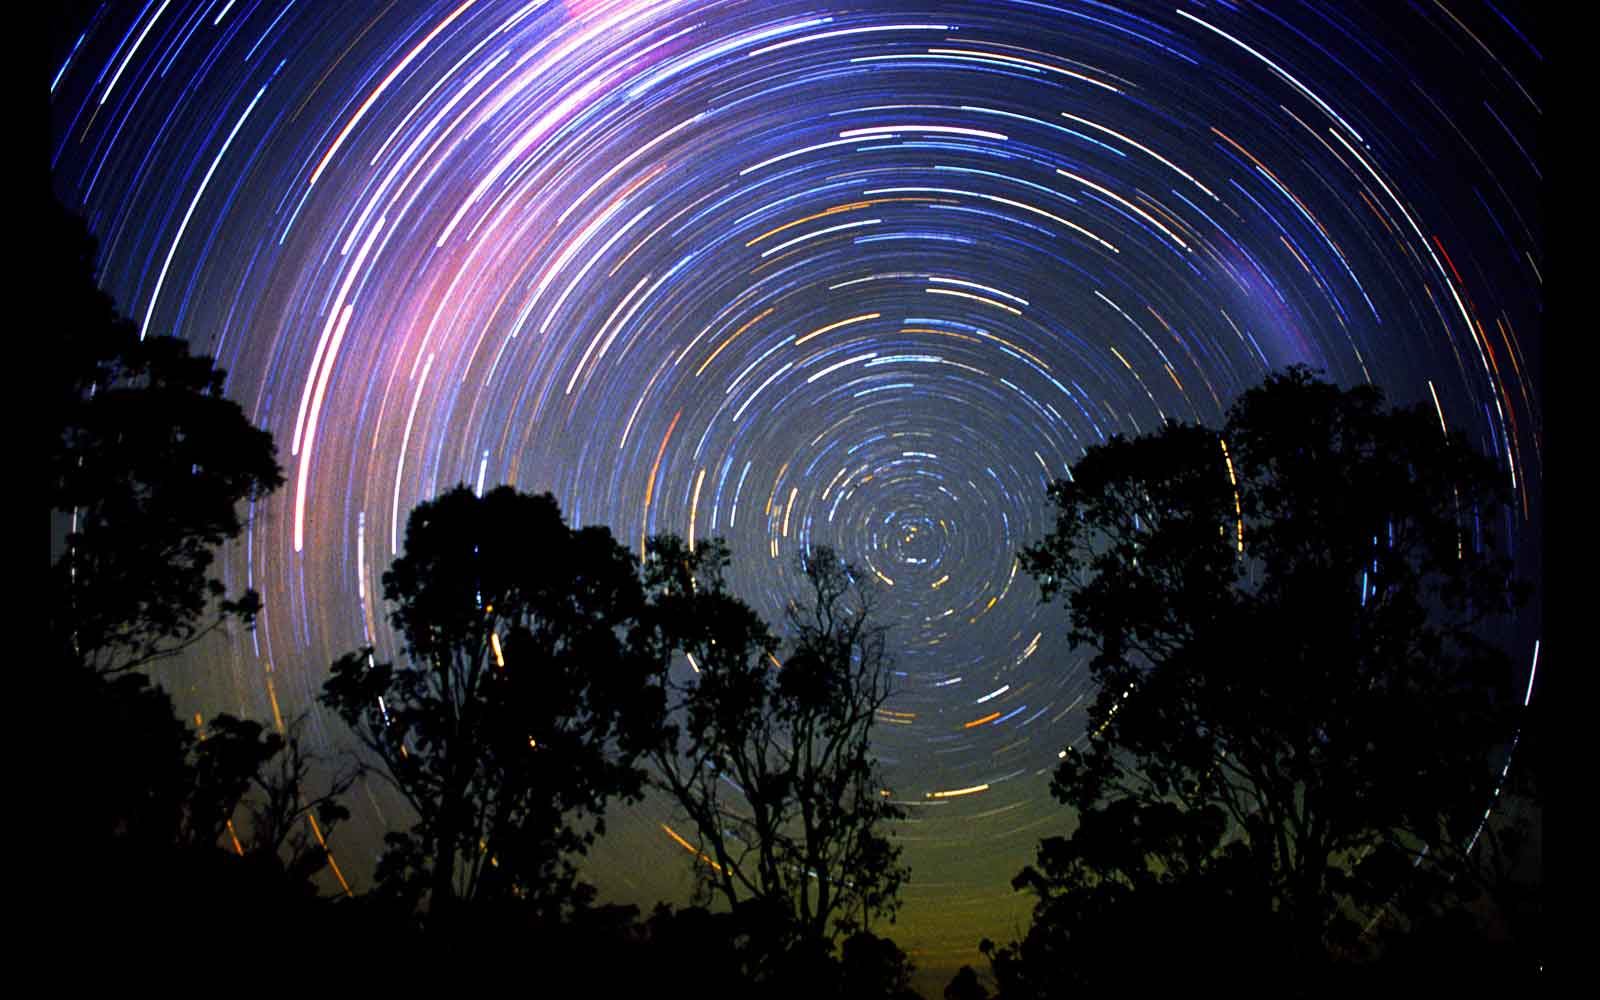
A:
[{"left": 51, "top": 0, "right": 1541, "bottom": 980}]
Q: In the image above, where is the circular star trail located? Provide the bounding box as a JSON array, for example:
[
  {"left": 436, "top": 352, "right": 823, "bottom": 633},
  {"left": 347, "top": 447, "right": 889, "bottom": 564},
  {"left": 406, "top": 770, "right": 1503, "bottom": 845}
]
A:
[{"left": 51, "top": 0, "right": 1541, "bottom": 974}]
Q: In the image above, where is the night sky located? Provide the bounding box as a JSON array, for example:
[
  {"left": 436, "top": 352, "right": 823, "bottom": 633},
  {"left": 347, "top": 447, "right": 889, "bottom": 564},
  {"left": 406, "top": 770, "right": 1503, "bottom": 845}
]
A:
[{"left": 50, "top": 0, "right": 1541, "bottom": 976}]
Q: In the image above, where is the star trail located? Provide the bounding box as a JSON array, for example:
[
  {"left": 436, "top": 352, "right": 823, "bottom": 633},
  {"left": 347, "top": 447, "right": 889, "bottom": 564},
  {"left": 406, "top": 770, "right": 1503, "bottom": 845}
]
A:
[{"left": 51, "top": 0, "right": 1541, "bottom": 974}]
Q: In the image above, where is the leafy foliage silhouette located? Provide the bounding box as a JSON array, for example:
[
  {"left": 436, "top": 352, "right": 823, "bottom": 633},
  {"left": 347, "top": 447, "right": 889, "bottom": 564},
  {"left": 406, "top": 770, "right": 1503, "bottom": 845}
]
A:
[
  {"left": 942, "top": 965, "right": 990, "bottom": 1000},
  {"left": 50, "top": 198, "right": 283, "bottom": 675},
  {"left": 322, "top": 485, "right": 657, "bottom": 920},
  {"left": 990, "top": 367, "right": 1533, "bottom": 993},
  {"left": 49, "top": 197, "right": 350, "bottom": 944},
  {"left": 638, "top": 538, "right": 909, "bottom": 959}
]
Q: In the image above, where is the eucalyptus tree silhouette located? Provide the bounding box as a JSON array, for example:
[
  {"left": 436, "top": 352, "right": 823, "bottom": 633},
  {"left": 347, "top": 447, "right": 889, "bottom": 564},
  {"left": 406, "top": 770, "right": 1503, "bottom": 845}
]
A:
[
  {"left": 323, "top": 486, "right": 656, "bottom": 920},
  {"left": 50, "top": 198, "right": 282, "bottom": 675},
  {"left": 638, "top": 539, "right": 908, "bottom": 962},
  {"left": 990, "top": 367, "right": 1530, "bottom": 993}
]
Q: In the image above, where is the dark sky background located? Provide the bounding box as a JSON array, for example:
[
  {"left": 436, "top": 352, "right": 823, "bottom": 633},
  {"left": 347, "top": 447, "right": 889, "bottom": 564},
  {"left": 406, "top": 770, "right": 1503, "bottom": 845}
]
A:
[{"left": 50, "top": 0, "right": 1541, "bottom": 979}]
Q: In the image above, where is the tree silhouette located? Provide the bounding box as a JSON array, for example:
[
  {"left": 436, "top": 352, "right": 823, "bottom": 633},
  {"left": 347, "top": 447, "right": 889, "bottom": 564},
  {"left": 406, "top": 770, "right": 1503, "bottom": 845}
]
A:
[
  {"left": 639, "top": 538, "right": 909, "bottom": 960},
  {"left": 943, "top": 965, "right": 990, "bottom": 1000},
  {"left": 236, "top": 713, "right": 358, "bottom": 886},
  {"left": 47, "top": 198, "right": 343, "bottom": 927},
  {"left": 322, "top": 485, "right": 655, "bottom": 921},
  {"left": 68, "top": 664, "right": 354, "bottom": 944},
  {"left": 992, "top": 367, "right": 1530, "bottom": 991},
  {"left": 837, "top": 929, "right": 921, "bottom": 1000},
  {"left": 50, "top": 197, "right": 283, "bottom": 674}
]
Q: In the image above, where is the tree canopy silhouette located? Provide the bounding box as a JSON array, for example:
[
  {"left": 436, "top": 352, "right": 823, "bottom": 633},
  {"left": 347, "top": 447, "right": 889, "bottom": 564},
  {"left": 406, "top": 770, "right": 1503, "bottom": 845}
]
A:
[
  {"left": 990, "top": 367, "right": 1531, "bottom": 993},
  {"left": 322, "top": 485, "right": 657, "bottom": 921},
  {"left": 48, "top": 197, "right": 348, "bottom": 937},
  {"left": 943, "top": 965, "right": 990, "bottom": 1000},
  {"left": 639, "top": 538, "right": 909, "bottom": 962},
  {"left": 50, "top": 197, "right": 283, "bottom": 674}
]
